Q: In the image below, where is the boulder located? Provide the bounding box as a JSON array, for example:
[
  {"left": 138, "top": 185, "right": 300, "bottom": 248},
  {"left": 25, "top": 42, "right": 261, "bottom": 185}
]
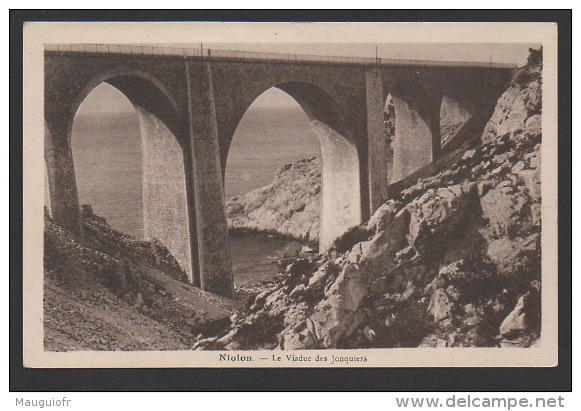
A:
[
  {"left": 307, "top": 267, "right": 329, "bottom": 288},
  {"left": 485, "top": 234, "right": 539, "bottom": 278},
  {"left": 358, "top": 213, "right": 409, "bottom": 276},
  {"left": 406, "top": 183, "right": 477, "bottom": 254},
  {"left": 525, "top": 114, "right": 542, "bottom": 139},
  {"left": 427, "top": 289, "right": 452, "bottom": 322},
  {"left": 462, "top": 149, "right": 476, "bottom": 161},
  {"left": 366, "top": 200, "right": 400, "bottom": 233},
  {"left": 511, "top": 161, "right": 526, "bottom": 174},
  {"left": 480, "top": 185, "right": 528, "bottom": 237},
  {"left": 524, "top": 81, "right": 542, "bottom": 114},
  {"left": 285, "top": 258, "right": 316, "bottom": 276},
  {"left": 499, "top": 295, "right": 527, "bottom": 337},
  {"left": 526, "top": 149, "right": 541, "bottom": 171},
  {"left": 516, "top": 169, "right": 541, "bottom": 200},
  {"left": 307, "top": 255, "right": 373, "bottom": 347}
]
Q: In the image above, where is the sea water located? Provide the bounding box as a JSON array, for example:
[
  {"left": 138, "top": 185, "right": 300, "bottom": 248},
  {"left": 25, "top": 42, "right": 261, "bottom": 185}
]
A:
[{"left": 71, "top": 106, "right": 320, "bottom": 285}]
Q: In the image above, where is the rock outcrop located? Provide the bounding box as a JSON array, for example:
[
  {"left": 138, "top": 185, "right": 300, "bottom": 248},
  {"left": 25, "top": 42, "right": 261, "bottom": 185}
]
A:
[
  {"left": 226, "top": 157, "right": 321, "bottom": 244},
  {"left": 196, "top": 48, "right": 543, "bottom": 350}
]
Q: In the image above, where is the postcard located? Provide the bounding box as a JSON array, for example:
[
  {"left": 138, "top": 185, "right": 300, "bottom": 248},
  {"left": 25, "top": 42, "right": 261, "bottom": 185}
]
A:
[{"left": 23, "top": 21, "right": 558, "bottom": 368}]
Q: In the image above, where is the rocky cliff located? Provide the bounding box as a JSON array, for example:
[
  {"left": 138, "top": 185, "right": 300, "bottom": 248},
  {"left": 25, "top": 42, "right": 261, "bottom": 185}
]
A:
[
  {"left": 226, "top": 157, "right": 322, "bottom": 244},
  {"left": 196, "top": 49, "right": 543, "bottom": 350}
]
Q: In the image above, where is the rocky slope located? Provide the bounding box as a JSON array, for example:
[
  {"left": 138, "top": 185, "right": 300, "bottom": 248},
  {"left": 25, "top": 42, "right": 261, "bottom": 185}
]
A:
[
  {"left": 226, "top": 157, "right": 322, "bottom": 244},
  {"left": 44, "top": 207, "right": 236, "bottom": 351},
  {"left": 195, "top": 49, "right": 543, "bottom": 350}
]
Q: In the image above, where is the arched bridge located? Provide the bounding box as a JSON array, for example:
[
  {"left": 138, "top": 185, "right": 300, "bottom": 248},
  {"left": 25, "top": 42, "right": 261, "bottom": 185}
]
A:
[{"left": 44, "top": 44, "right": 513, "bottom": 298}]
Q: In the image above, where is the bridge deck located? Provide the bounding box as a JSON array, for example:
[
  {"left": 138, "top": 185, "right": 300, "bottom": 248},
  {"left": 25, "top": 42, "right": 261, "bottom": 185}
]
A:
[{"left": 44, "top": 43, "right": 517, "bottom": 69}]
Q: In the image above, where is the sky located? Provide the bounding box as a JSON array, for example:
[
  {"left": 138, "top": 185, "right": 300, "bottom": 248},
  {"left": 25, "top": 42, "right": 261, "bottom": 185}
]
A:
[{"left": 77, "top": 42, "right": 539, "bottom": 115}]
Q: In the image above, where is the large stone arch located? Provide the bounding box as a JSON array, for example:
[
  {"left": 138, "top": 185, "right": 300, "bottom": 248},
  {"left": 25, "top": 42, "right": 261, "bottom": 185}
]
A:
[
  {"left": 45, "top": 67, "right": 198, "bottom": 283},
  {"left": 220, "top": 80, "right": 363, "bottom": 253},
  {"left": 69, "top": 67, "right": 182, "bottom": 134}
]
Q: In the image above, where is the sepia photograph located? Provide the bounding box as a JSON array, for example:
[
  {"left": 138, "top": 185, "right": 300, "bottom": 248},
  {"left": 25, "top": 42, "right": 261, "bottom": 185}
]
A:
[{"left": 22, "top": 21, "right": 559, "bottom": 368}]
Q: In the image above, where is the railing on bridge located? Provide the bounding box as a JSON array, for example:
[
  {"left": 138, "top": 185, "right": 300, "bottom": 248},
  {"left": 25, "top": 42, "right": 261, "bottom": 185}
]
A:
[
  {"left": 44, "top": 43, "right": 517, "bottom": 68},
  {"left": 44, "top": 43, "right": 378, "bottom": 64},
  {"left": 206, "top": 48, "right": 378, "bottom": 64},
  {"left": 44, "top": 43, "right": 206, "bottom": 57}
]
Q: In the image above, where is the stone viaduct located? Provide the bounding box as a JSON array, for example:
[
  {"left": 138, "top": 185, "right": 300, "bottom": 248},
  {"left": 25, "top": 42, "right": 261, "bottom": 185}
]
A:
[{"left": 44, "top": 44, "right": 513, "bottom": 298}]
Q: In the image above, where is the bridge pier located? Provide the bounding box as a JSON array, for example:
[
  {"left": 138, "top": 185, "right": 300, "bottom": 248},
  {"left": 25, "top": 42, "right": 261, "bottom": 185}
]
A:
[
  {"left": 136, "top": 105, "right": 196, "bottom": 284},
  {"left": 186, "top": 61, "right": 234, "bottom": 298},
  {"left": 44, "top": 117, "right": 83, "bottom": 236},
  {"left": 365, "top": 67, "right": 390, "bottom": 214},
  {"left": 391, "top": 85, "right": 441, "bottom": 182},
  {"left": 315, "top": 121, "right": 362, "bottom": 253},
  {"left": 273, "top": 82, "right": 365, "bottom": 254}
]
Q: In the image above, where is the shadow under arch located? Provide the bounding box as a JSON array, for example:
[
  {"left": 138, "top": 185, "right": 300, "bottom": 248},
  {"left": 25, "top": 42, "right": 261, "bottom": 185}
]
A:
[
  {"left": 69, "top": 67, "right": 185, "bottom": 147},
  {"left": 387, "top": 79, "right": 442, "bottom": 182},
  {"left": 47, "top": 70, "right": 199, "bottom": 284},
  {"left": 439, "top": 93, "right": 474, "bottom": 148},
  {"left": 437, "top": 89, "right": 498, "bottom": 157},
  {"left": 222, "top": 81, "right": 363, "bottom": 253}
]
